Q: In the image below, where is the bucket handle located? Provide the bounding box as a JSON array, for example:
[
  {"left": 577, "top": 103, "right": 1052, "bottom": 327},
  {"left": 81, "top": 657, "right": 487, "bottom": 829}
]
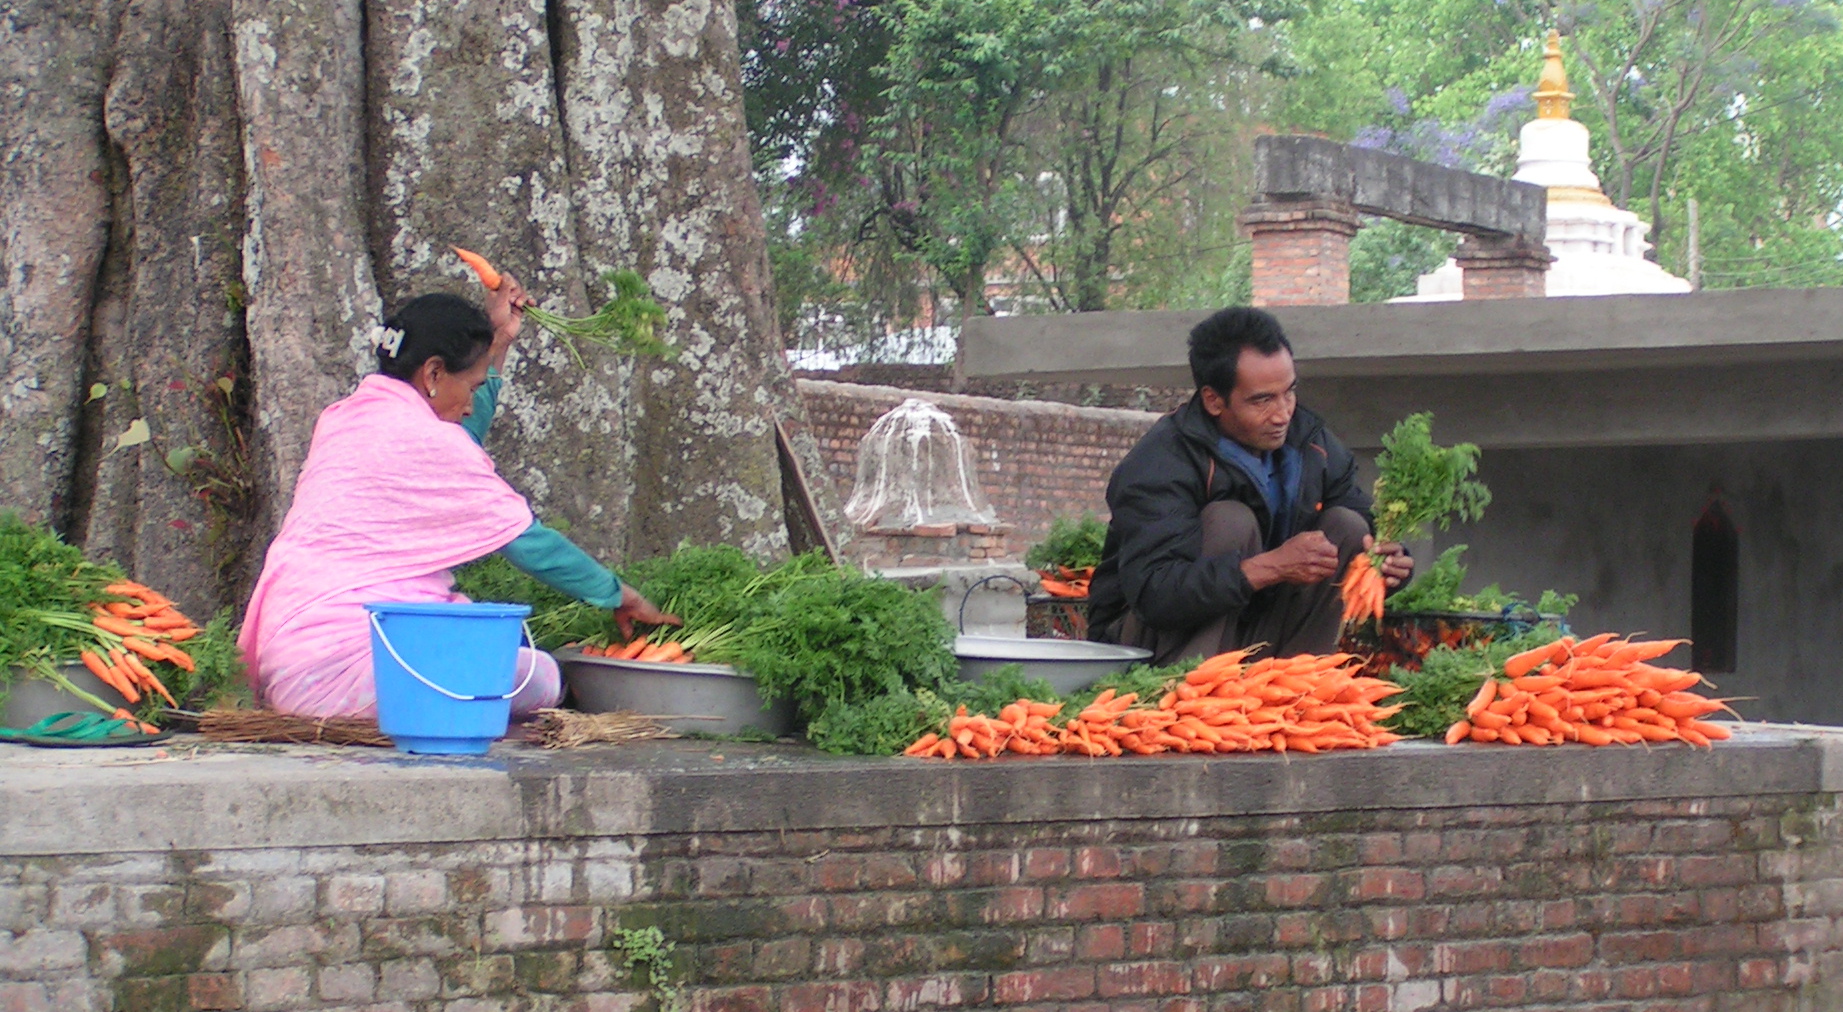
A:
[{"left": 368, "top": 613, "right": 539, "bottom": 702}]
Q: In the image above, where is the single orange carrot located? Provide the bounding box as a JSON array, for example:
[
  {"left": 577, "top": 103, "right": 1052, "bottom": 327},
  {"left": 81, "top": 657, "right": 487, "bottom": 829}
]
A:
[
  {"left": 110, "top": 707, "right": 161, "bottom": 735},
  {"left": 636, "top": 643, "right": 675, "bottom": 662},
  {"left": 92, "top": 614, "right": 144, "bottom": 638},
  {"left": 453, "top": 247, "right": 503, "bottom": 290},
  {"left": 615, "top": 636, "right": 649, "bottom": 660},
  {"left": 651, "top": 643, "right": 687, "bottom": 663},
  {"left": 1504, "top": 640, "right": 1565, "bottom": 679},
  {"left": 103, "top": 581, "right": 158, "bottom": 599},
  {"left": 1465, "top": 677, "right": 1499, "bottom": 718},
  {"left": 121, "top": 636, "right": 166, "bottom": 662},
  {"left": 155, "top": 643, "right": 195, "bottom": 673}
]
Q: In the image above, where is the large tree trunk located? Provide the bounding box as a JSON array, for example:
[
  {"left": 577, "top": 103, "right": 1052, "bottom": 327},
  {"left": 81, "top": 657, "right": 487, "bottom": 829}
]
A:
[
  {"left": 0, "top": 3, "right": 112, "bottom": 531},
  {"left": 233, "top": 0, "right": 385, "bottom": 556},
  {"left": 362, "top": 0, "right": 638, "bottom": 558},
  {"left": 557, "top": 0, "right": 792, "bottom": 560},
  {"left": 0, "top": 0, "right": 837, "bottom": 614},
  {"left": 77, "top": 0, "right": 252, "bottom": 617}
]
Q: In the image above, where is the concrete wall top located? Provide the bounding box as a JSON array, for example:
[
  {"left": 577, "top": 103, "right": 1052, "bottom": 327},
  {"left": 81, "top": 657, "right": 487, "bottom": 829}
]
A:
[
  {"left": 796, "top": 379, "right": 1163, "bottom": 428},
  {"left": 1, "top": 726, "right": 1835, "bottom": 856},
  {"left": 962, "top": 287, "right": 1843, "bottom": 388},
  {"left": 1254, "top": 135, "right": 1547, "bottom": 241}
]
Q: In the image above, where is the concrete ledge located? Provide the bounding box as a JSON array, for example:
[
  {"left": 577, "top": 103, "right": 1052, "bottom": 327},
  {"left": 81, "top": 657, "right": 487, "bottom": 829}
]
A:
[
  {"left": 796, "top": 378, "right": 1163, "bottom": 427},
  {"left": 963, "top": 289, "right": 1843, "bottom": 390},
  {"left": 1, "top": 724, "right": 1833, "bottom": 857}
]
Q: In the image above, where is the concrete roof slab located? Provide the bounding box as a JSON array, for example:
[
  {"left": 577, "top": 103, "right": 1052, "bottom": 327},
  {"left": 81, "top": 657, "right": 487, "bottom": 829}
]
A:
[{"left": 963, "top": 289, "right": 1843, "bottom": 384}]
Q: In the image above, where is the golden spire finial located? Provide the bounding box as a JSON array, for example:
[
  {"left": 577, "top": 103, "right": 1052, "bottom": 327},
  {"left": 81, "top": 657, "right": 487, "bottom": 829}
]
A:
[{"left": 1534, "top": 29, "right": 1575, "bottom": 120}]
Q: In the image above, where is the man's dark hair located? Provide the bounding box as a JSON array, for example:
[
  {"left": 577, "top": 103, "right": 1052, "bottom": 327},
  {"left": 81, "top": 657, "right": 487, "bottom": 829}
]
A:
[
  {"left": 1188, "top": 306, "right": 1293, "bottom": 393},
  {"left": 375, "top": 293, "right": 493, "bottom": 381}
]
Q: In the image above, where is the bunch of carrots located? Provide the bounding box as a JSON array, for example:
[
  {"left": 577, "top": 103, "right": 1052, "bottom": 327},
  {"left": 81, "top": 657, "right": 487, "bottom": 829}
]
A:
[
  {"left": 1339, "top": 557, "right": 1388, "bottom": 626},
  {"left": 452, "top": 247, "right": 673, "bottom": 366},
  {"left": 572, "top": 634, "right": 694, "bottom": 664},
  {"left": 1036, "top": 565, "right": 1094, "bottom": 599},
  {"left": 1446, "top": 634, "right": 1734, "bottom": 748},
  {"left": 905, "top": 650, "right": 1406, "bottom": 759},
  {"left": 28, "top": 581, "right": 203, "bottom": 729}
]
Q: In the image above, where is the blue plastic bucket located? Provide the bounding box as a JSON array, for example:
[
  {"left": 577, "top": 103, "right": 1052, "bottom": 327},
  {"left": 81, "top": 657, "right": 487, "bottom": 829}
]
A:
[{"left": 364, "top": 602, "right": 534, "bottom": 755}]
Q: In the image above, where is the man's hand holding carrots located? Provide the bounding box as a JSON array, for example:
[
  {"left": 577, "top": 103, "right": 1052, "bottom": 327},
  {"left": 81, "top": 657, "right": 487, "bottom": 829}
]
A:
[{"left": 1365, "top": 536, "right": 1414, "bottom": 588}]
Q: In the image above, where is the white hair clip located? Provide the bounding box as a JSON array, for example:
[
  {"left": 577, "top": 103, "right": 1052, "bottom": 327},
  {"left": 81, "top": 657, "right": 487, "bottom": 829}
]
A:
[{"left": 371, "top": 324, "right": 405, "bottom": 358}]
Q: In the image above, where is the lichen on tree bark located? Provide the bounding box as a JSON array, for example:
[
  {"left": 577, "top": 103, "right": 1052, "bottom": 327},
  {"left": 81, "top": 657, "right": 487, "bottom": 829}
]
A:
[
  {"left": 557, "top": 0, "right": 795, "bottom": 560},
  {"left": 364, "top": 0, "right": 636, "bottom": 558}
]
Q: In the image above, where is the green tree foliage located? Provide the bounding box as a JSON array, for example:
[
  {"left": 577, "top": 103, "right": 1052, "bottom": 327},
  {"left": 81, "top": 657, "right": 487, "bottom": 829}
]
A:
[
  {"left": 743, "top": 0, "right": 1282, "bottom": 363},
  {"left": 1012, "top": 1, "right": 1267, "bottom": 312},
  {"left": 1277, "top": 0, "right": 1843, "bottom": 287},
  {"left": 1347, "top": 219, "right": 1459, "bottom": 303},
  {"left": 744, "top": 0, "right": 1843, "bottom": 349}
]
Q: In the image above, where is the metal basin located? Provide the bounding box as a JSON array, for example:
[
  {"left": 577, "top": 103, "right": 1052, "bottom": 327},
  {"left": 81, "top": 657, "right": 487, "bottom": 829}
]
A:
[
  {"left": 3, "top": 663, "right": 130, "bottom": 729},
  {"left": 953, "top": 635, "right": 1152, "bottom": 695},
  {"left": 558, "top": 650, "right": 795, "bottom": 737}
]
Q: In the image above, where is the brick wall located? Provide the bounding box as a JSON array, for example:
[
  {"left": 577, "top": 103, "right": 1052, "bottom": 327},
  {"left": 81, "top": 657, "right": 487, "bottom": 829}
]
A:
[
  {"left": 4, "top": 789, "right": 1841, "bottom": 1011},
  {"left": 1453, "top": 238, "right": 1552, "bottom": 301},
  {"left": 1239, "top": 200, "right": 1362, "bottom": 307},
  {"left": 798, "top": 380, "right": 1162, "bottom": 557}
]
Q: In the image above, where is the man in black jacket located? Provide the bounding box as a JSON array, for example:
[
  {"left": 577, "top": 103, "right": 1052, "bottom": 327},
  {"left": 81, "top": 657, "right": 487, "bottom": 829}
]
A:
[{"left": 1087, "top": 307, "right": 1413, "bottom": 664}]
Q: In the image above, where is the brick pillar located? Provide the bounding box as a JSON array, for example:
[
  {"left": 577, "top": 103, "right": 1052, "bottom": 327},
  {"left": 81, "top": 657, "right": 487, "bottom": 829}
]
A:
[
  {"left": 1238, "top": 199, "right": 1362, "bottom": 306},
  {"left": 1455, "top": 235, "right": 1553, "bottom": 300}
]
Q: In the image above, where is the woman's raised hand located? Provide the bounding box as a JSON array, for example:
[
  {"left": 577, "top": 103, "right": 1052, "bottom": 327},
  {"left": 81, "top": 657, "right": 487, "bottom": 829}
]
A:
[
  {"left": 612, "top": 584, "right": 681, "bottom": 641},
  {"left": 484, "top": 273, "right": 536, "bottom": 367}
]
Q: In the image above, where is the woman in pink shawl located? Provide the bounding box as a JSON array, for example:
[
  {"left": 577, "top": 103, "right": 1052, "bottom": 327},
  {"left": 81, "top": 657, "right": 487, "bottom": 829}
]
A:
[{"left": 240, "top": 278, "right": 673, "bottom": 718}]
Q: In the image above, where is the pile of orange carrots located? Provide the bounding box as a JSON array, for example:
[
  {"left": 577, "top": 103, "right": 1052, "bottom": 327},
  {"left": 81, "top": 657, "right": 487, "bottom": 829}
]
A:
[
  {"left": 1339, "top": 555, "right": 1387, "bottom": 625},
  {"left": 1446, "top": 634, "right": 1733, "bottom": 748},
  {"left": 72, "top": 581, "right": 203, "bottom": 713},
  {"left": 1036, "top": 565, "right": 1094, "bottom": 599},
  {"left": 905, "top": 650, "right": 1406, "bottom": 759},
  {"left": 573, "top": 634, "right": 694, "bottom": 664}
]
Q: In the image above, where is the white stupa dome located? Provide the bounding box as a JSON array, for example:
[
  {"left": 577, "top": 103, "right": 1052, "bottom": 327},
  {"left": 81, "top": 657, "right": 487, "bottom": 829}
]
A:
[{"left": 1398, "top": 31, "right": 1692, "bottom": 301}]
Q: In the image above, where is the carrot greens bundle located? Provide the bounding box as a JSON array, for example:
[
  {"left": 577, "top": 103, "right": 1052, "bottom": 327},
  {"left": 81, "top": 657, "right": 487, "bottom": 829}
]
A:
[
  {"left": 1342, "top": 413, "right": 1490, "bottom": 625},
  {"left": 453, "top": 247, "right": 674, "bottom": 368}
]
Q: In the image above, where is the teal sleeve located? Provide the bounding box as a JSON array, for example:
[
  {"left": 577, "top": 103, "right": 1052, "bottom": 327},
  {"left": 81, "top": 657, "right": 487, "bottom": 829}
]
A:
[
  {"left": 500, "top": 520, "right": 624, "bottom": 609},
  {"left": 460, "top": 368, "right": 504, "bottom": 447}
]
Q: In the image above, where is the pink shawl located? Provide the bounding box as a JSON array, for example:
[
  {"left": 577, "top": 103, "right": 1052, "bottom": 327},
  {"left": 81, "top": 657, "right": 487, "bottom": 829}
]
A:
[{"left": 239, "top": 374, "right": 534, "bottom": 717}]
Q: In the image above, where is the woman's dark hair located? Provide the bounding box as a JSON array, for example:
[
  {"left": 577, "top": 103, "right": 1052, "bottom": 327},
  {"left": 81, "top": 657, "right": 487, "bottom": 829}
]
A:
[
  {"left": 375, "top": 293, "right": 493, "bottom": 381},
  {"left": 1187, "top": 306, "right": 1293, "bottom": 394}
]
